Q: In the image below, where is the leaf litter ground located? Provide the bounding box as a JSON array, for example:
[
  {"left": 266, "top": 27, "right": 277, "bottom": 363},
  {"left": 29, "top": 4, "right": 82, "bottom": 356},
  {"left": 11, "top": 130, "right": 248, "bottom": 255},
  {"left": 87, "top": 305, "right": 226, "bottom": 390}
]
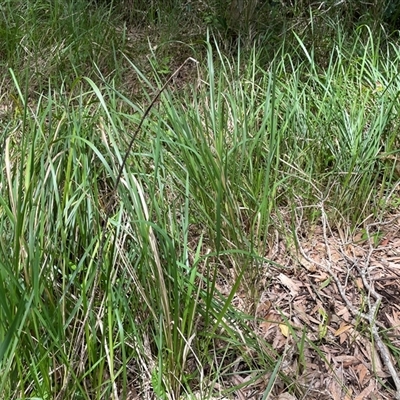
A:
[{"left": 223, "top": 211, "right": 400, "bottom": 400}]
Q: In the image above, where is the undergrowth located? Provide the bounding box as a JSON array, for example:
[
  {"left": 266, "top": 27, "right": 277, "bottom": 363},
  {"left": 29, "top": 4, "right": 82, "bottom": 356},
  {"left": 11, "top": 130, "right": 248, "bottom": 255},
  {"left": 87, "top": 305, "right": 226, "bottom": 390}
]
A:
[{"left": 0, "top": 1, "right": 400, "bottom": 399}]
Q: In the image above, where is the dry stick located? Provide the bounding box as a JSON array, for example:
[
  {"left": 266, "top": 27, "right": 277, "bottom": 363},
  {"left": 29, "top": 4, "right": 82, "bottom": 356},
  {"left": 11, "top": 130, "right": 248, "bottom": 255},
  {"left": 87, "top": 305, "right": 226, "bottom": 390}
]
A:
[
  {"left": 56, "top": 57, "right": 198, "bottom": 400},
  {"left": 294, "top": 203, "right": 383, "bottom": 328},
  {"left": 295, "top": 203, "right": 400, "bottom": 399}
]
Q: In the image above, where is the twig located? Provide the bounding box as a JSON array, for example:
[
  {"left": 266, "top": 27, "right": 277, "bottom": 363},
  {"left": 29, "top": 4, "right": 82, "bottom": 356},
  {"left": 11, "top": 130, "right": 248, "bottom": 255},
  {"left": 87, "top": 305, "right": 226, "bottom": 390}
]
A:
[
  {"left": 56, "top": 57, "right": 198, "bottom": 399},
  {"left": 294, "top": 202, "right": 385, "bottom": 329}
]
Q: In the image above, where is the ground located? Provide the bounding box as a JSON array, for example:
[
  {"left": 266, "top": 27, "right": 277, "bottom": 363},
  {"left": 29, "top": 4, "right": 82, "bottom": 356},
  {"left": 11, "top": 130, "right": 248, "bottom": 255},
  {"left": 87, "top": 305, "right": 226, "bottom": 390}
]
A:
[{"left": 223, "top": 209, "right": 400, "bottom": 399}]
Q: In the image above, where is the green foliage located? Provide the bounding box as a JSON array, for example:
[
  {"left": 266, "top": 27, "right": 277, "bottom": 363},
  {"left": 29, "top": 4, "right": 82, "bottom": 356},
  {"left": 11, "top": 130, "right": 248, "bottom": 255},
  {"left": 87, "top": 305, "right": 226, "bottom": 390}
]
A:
[
  {"left": 0, "top": 0, "right": 124, "bottom": 91},
  {"left": 1, "top": 1, "right": 400, "bottom": 398}
]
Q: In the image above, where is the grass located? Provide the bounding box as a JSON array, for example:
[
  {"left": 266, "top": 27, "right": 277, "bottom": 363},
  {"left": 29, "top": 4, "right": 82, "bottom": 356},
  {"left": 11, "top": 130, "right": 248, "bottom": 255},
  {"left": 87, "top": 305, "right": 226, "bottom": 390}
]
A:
[{"left": 1, "top": 1, "right": 400, "bottom": 399}]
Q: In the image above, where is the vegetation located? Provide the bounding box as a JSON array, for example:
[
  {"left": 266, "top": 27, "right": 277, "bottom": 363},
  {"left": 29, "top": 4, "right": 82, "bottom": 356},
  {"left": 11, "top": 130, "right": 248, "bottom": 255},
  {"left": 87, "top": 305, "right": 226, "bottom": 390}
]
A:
[{"left": 1, "top": 1, "right": 400, "bottom": 399}]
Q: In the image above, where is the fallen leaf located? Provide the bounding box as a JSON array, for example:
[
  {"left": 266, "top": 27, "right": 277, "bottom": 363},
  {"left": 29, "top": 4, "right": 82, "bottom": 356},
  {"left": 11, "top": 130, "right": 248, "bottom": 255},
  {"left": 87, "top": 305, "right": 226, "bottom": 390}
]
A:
[
  {"left": 344, "top": 389, "right": 352, "bottom": 400},
  {"left": 278, "top": 273, "right": 301, "bottom": 296},
  {"left": 356, "top": 363, "right": 369, "bottom": 386},
  {"left": 355, "top": 277, "right": 363, "bottom": 290},
  {"left": 355, "top": 379, "right": 375, "bottom": 400},
  {"left": 337, "top": 306, "right": 351, "bottom": 322},
  {"left": 297, "top": 255, "right": 316, "bottom": 272},
  {"left": 380, "top": 237, "right": 389, "bottom": 246},
  {"left": 334, "top": 355, "right": 360, "bottom": 367},
  {"left": 260, "top": 311, "right": 281, "bottom": 335},
  {"left": 334, "top": 323, "right": 352, "bottom": 337},
  {"left": 391, "top": 238, "right": 400, "bottom": 249},
  {"left": 256, "top": 300, "right": 272, "bottom": 317},
  {"left": 330, "top": 378, "right": 342, "bottom": 400},
  {"left": 331, "top": 248, "right": 342, "bottom": 263},
  {"left": 276, "top": 394, "right": 297, "bottom": 400},
  {"left": 279, "top": 323, "right": 289, "bottom": 337}
]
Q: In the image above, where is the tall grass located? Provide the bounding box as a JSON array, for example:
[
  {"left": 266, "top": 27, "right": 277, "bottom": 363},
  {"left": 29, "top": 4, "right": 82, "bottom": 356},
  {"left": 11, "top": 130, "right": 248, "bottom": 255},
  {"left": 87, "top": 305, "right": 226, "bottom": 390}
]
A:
[
  {"left": 0, "top": 60, "right": 279, "bottom": 400},
  {"left": 1, "top": 3, "right": 400, "bottom": 398},
  {"left": 0, "top": 0, "right": 124, "bottom": 91}
]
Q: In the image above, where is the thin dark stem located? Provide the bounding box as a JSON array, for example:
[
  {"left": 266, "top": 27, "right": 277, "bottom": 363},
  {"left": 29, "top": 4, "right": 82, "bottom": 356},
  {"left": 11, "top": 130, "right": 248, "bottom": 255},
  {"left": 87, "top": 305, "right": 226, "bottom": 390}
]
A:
[{"left": 56, "top": 57, "right": 198, "bottom": 399}]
